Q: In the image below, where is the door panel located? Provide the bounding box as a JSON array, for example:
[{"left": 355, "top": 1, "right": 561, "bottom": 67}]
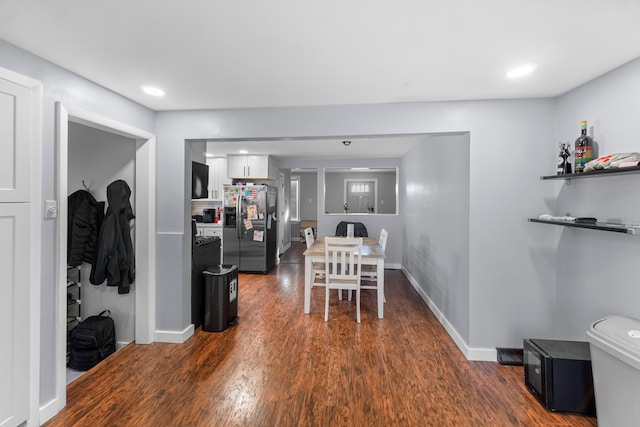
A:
[
  {"left": 0, "top": 73, "right": 32, "bottom": 427},
  {"left": 0, "top": 78, "right": 30, "bottom": 202},
  {"left": 0, "top": 204, "right": 29, "bottom": 427}
]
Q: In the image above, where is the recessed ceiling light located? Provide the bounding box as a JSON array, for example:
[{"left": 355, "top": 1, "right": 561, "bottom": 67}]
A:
[
  {"left": 141, "top": 85, "right": 165, "bottom": 97},
  {"left": 506, "top": 64, "right": 537, "bottom": 79},
  {"left": 239, "top": 149, "right": 248, "bottom": 154}
]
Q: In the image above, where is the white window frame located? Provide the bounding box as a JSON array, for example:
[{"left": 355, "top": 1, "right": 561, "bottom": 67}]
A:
[{"left": 290, "top": 176, "right": 300, "bottom": 221}]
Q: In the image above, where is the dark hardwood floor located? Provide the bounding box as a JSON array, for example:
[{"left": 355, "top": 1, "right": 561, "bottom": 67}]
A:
[{"left": 45, "top": 242, "right": 597, "bottom": 426}]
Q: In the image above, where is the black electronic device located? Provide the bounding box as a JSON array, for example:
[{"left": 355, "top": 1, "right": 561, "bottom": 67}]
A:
[
  {"left": 523, "top": 338, "right": 596, "bottom": 415},
  {"left": 203, "top": 209, "right": 215, "bottom": 223},
  {"left": 191, "top": 161, "right": 209, "bottom": 199}
]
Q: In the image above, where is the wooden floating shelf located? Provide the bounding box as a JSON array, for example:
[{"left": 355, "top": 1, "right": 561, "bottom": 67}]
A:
[
  {"left": 541, "top": 165, "right": 640, "bottom": 180},
  {"left": 529, "top": 218, "right": 640, "bottom": 235}
]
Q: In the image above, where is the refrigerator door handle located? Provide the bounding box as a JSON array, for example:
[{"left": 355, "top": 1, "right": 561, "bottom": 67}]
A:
[{"left": 236, "top": 197, "right": 242, "bottom": 239}]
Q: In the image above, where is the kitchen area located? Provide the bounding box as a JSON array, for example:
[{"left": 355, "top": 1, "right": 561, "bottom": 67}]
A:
[{"left": 190, "top": 147, "right": 280, "bottom": 327}]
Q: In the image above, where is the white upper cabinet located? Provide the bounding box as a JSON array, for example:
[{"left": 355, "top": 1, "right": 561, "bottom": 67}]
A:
[
  {"left": 227, "top": 154, "right": 275, "bottom": 179},
  {"left": 206, "top": 157, "right": 230, "bottom": 200}
]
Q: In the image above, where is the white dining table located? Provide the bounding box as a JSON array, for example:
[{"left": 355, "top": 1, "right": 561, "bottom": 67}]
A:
[{"left": 303, "top": 236, "right": 386, "bottom": 318}]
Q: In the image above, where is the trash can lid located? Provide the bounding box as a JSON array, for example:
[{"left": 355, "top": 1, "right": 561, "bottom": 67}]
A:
[
  {"left": 587, "top": 315, "right": 640, "bottom": 370},
  {"left": 203, "top": 264, "right": 238, "bottom": 276}
]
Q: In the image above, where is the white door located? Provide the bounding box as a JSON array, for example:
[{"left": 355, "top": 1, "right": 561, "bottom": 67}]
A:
[{"left": 0, "top": 74, "right": 32, "bottom": 427}]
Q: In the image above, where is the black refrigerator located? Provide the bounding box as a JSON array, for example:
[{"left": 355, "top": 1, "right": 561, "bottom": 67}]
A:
[{"left": 223, "top": 184, "right": 277, "bottom": 273}]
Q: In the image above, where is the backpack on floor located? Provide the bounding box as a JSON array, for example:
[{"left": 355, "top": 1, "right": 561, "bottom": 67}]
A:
[{"left": 69, "top": 309, "right": 116, "bottom": 371}]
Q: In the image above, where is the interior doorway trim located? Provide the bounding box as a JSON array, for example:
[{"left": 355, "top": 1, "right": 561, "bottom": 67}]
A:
[{"left": 54, "top": 102, "right": 156, "bottom": 413}]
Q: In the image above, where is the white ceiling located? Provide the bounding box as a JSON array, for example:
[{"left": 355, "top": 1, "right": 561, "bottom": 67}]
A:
[{"left": 1, "top": 1, "right": 639, "bottom": 159}]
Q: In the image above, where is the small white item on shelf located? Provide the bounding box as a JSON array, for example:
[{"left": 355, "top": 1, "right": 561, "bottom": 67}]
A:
[{"left": 539, "top": 214, "right": 577, "bottom": 222}]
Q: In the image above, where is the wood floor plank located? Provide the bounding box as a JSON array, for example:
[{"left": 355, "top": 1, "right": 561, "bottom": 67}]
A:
[{"left": 45, "top": 242, "right": 597, "bottom": 427}]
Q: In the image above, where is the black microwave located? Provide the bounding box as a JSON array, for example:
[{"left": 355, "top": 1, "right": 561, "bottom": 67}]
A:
[{"left": 523, "top": 338, "right": 596, "bottom": 415}]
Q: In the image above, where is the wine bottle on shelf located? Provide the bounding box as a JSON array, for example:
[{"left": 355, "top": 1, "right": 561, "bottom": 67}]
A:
[{"left": 574, "top": 120, "right": 594, "bottom": 173}]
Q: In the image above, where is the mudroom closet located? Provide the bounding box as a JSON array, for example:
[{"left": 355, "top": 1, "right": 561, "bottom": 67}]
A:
[{"left": 66, "top": 121, "right": 137, "bottom": 382}]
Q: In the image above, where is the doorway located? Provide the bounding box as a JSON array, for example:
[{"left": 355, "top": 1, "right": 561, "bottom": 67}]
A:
[{"left": 54, "top": 103, "right": 156, "bottom": 411}]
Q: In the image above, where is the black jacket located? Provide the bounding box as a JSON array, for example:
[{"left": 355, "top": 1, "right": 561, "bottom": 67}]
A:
[
  {"left": 335, "top": 221, "right": 368, "bottom": 237},
  {"left": 90, "top": 180, "right": 135, "bottom": 294},
  {"left": 67, "top": 190, "right": 104, "bottom": 267}
]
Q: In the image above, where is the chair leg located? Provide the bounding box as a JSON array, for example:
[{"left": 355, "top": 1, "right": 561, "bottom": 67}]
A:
[
  {"left": 324, "top": 286, "right": 330, "bottom": 321},
  {"left": 356, "top": 289, "right": 361, "bottom": 323}
]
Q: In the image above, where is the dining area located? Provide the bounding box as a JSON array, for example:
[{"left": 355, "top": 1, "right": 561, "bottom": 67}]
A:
[{"left": 302, "top": 222, "right": 388, "bottom": 322}]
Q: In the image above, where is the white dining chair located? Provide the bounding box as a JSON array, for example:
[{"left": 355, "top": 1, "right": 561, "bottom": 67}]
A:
[
  {"left": 360, "top": 228, "right": 388, "bottom": 302},
  {"left": 304, "top": 227, "right": 325, "bottom": 286},
  {"left": 324, "top": 237, "right": 363, "bottom": 323}
]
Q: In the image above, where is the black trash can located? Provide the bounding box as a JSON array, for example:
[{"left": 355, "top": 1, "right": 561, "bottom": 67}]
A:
[{"left": 202, "top": 265, "right": 239, "bottom": 332}]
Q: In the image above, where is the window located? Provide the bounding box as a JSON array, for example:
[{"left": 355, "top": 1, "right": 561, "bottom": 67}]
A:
[{"left": 290, "top": 176, "right": 299, "bottom": 221}]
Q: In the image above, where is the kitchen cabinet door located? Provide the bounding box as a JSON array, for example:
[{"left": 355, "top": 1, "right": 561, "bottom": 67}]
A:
[
  {"left": 227, "top": 154, "right": 272, "bottom": 179},
  {"left": 226, "top": 155, "right": 246, "bottom": 178},
  {"left": 207, "top": 157, "right": 230, "bottom": 200}
]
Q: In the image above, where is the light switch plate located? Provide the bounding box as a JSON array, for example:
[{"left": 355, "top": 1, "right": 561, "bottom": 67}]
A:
[{"left": 45, "top": 200, "right": 57, "bottom": 219}]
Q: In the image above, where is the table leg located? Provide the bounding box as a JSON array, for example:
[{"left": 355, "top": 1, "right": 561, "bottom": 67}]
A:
[
  {"left": 377, "top": 259, "right": 384, "bottom": 318},
  {"left": 304, "top": 255, "right": 311, "bottom": 314}
]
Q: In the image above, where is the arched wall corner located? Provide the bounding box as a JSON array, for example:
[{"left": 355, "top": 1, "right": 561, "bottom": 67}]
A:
[{"left": 53, "top": 102, "right": 156, "bottom": 416}]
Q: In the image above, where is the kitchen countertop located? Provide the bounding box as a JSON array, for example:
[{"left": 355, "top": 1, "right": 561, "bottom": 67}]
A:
[{"left": 195, "top": 222, "right": 223, "bottom": 227}]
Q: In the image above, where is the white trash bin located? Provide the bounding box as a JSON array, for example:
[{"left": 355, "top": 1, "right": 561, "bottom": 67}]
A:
[{"left": 586, "top": 315, "right": 640, "bottom": 426}]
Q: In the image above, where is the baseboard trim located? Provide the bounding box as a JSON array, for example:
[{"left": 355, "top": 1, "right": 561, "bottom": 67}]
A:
[
  {"left": 39, "top": 397, "right": 61, "bottom": 425},
  {"left": 154, "top": 324, "right": 194, "bottom": 344},
  {"left": 401, "top": 267, "right": 496, "bottom": 362}
]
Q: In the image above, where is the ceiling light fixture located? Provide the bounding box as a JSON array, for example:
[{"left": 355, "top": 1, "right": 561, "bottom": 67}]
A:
[
  {"left": 239, "top": 149, "right": 248, "bottom": 154},
  {"left": 506, "top": 64, "right": 537, "bottom": 79},
  {"left": 141, "top": 85, "right": 165, "bottom": 97},
  {"left": 342, "top": 140, "right": 351, "bottom": 146}
]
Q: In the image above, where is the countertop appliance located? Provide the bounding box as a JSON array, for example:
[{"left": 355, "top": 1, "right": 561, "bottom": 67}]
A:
[
  {"left": 203, "top": 208, "right": 216, "bottom": 223},
  {"left": 223, "top": 184, "right": 277, "bottom": 273},
  {"left": 523, "top": 338, "right": 596, "bottom": 415}
]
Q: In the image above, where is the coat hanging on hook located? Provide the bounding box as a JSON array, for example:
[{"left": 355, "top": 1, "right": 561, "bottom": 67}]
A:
[{"left": 90, "top": 180, "right": 135, "bottom": 294}]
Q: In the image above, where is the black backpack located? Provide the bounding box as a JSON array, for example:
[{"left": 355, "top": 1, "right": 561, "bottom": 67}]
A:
[{"left": 69, "top": 310, "right": 116, "bottom": 371}]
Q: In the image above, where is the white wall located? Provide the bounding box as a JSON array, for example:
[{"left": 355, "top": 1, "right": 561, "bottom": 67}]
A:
[
  {"left": 0, "top": 39, "right": 154, "bottom": 418},
  {"left": 297, "top": 170, "right": 318, "bottom": 221},
  {"left": 401, "top": 134, "right": 471, "bottom": 343},
  {"left": 68, "top": 122, "right": 136, "bottom": 345},
  {"left": 553, "top": 58, "right": 640, "bottom": 337}
]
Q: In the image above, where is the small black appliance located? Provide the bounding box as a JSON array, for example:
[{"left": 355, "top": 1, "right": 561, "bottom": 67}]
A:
[
  {"left": 203, "top": 209, "right": 215, "bottom": 223},
  {"left": 523, "top": 338, "right": 596, "bottom": 415}
]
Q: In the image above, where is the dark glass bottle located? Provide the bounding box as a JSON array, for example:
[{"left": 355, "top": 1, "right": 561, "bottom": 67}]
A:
[{"left": 574, "top": 120, "right": 594, "bottom": 173}]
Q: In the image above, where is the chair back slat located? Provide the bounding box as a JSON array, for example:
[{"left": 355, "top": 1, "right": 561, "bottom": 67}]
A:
[{"left": 325, "top": 237, "right": 362, "bottom": 285}]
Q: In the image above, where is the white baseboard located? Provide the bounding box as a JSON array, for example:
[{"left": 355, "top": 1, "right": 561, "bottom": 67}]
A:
[
  {"left": 401, "top": 267, "right": 497, "bottom": 362},
  {"left": 154, "top": 324, "right": 195, "bottom": 344},
  {"left": 39, "top": 397, "right": 61, "bottom": 425}
]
